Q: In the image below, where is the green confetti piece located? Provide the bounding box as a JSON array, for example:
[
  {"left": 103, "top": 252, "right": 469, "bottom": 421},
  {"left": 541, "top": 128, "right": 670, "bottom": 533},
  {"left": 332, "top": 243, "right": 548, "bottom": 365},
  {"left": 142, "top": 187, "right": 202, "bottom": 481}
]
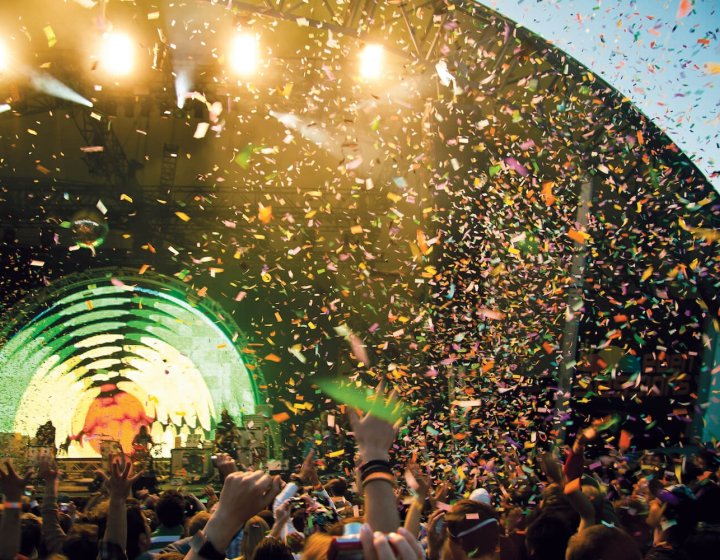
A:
[{"left": 316, "top": 378, "right": 405, "bottom": 423}]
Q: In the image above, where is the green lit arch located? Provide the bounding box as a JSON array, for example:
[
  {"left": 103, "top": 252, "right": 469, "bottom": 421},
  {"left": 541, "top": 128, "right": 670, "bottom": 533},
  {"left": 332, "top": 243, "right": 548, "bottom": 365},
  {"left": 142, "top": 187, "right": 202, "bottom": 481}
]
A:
[{"left": 0, "top": 268, "right": 264, "bottom": 457}]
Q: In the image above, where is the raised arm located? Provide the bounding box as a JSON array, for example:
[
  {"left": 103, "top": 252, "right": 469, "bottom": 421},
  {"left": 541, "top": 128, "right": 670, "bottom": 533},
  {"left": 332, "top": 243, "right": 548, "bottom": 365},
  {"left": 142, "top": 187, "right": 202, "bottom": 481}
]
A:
[
  {"left": 403, "top": 462, "right": 429, "bottom": 537},
  {"left": 348, "top": 383, "right": 402, "bottom": 533},
  {"left": 38, "top": 453, "right": 67, "bottom": 553},
  {"left": 0, "top": 462, "right": 33, "bottom": 560},
  {"left": 100, "top": 458, "right": 142, "bottom": 550},
  {"left": 185, "top": 470, "right": 282, "bottom": 560}
]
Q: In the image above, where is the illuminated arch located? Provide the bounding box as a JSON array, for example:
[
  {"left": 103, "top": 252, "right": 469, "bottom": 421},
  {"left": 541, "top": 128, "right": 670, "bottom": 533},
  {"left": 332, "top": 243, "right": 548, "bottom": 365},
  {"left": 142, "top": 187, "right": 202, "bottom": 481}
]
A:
[{"left": 0, "top": 268, "right": 263, "bottom": 457}]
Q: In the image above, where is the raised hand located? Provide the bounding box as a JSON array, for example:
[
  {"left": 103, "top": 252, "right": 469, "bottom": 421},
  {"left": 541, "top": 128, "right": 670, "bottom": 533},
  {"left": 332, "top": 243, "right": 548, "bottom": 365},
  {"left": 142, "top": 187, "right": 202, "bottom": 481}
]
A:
[
  {"left": 212, "top": 452, "right": 238, "bottom": 479},
  {"left": 38, "top": 453, "right": 60, "bottom": 482},
  {"left": 360, "top": 524, "right": 426, "bottom": 560},
  {"left": 204, "top": 470, "right": 283, "bottom": 551},
  {"left": 296, "top": 450, "right": 320, "bottom": 486},
  {"left": 0, "top": 462, "right": 33, "bottom": 502},
  {"left": 99, "top": 458, "right": 142, "bottom": 500},
  {"left": 348, "top": 382, "right": 402, "bottom": 462}
]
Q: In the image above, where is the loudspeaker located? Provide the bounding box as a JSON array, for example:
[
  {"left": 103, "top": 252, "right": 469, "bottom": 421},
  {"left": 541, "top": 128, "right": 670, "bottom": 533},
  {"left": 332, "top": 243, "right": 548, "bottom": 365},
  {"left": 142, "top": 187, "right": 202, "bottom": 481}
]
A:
[{"left": 170, "top": 448, "right": 213, "bottom": 479}]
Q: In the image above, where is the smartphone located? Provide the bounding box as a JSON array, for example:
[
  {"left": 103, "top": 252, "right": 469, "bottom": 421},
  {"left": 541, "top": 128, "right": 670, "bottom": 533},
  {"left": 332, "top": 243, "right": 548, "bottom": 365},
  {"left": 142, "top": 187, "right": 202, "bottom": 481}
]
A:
[
  {"left": 327, "top": 536, "right": 363, "bottom": 560},
  {"left": 59, "top": 503, "right": 69, "bottom": 513}
]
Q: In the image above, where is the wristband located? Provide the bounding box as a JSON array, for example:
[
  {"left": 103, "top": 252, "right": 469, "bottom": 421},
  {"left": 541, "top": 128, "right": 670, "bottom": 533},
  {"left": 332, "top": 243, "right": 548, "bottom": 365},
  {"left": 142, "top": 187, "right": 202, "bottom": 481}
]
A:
[
  {"left": 359, "top": 459, "right": 392, "bottom": 474},
  {"left": 360, "top": 464, "right": 394, "bottom": 482},
  {"left": 3, "top": 502, "right": 22, "bottom": 509},
  {"left": 362, "top": 472, "right": 396, "bottom": 489}
]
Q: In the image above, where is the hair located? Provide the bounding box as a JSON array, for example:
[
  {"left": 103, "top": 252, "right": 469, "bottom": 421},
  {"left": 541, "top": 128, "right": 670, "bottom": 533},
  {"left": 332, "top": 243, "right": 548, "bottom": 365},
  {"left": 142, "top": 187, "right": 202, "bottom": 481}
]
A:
[
  {"left": 301, "top": 532, "right": 334, "bottom": 560},
  {"left": 525, "top": 513, "right": 574, "bottom": 560},
  {"left": 443, "top": 499, "right": 500, "bottom": 559},
  {"left": 660, "top": 485, "right": 698, "bottom": 547},
  {"left": 695, "top": 482, "right": 720, "bottom": 524},
  {"left": 324, "top": 478, "right": 348, "bottom": 497},
  {"left": 242, "top": 515, "right": 270, "bottom": 560},
  {"left": 126, "top": 504, "right": 150, "bottom": 560},
  {"left": 155, "top": 490, "right": 186, "bottom": 529},
  {"left": 251, "top": 537, "right": 295, "bottom": 560},
  {"left": 186, "top": 510, "right": 211, "bottom": 536},
  {"left": 256, "top": 508, "right": 275, "bottom": 528},
  {"left": 19, "top": 513, "right": 42, "bottom": 556},
  {"left": 62, "top": 526, "right": 99, "bottom": 560},
  {"left": 566, "top": 525, "right": 641, "bottom": 560}
]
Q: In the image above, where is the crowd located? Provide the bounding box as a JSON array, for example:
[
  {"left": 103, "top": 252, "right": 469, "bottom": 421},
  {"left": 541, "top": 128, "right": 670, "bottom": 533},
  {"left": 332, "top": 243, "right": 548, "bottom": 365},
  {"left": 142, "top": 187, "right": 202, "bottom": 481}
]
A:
[{"left": 0, "top": 384, "right": 718, "bottom": 560}]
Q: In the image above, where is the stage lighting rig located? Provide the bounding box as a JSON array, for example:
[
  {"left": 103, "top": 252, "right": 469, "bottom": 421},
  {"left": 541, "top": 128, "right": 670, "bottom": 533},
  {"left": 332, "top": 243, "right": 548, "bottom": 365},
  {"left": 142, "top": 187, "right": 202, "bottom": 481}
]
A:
[
  {"left": 359, "top": 43, "right": 384, "bottom": 80},
  {"left": 228, "top": 32, "right": 259, "bottom": 76},
  {"left": 100, "top": 32, "right": 134, "bottom": 76}
]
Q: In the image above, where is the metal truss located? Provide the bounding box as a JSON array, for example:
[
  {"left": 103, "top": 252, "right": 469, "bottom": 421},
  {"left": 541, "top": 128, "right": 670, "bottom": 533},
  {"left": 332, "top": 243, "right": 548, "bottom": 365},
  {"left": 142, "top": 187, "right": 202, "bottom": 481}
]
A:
[{"left": 227, "top": 0, "right": 451, "bottom": 60}]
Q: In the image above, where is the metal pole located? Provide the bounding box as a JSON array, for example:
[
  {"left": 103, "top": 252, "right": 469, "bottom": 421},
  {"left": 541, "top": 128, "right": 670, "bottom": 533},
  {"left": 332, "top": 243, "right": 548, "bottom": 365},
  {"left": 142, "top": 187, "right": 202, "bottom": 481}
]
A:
[{"left": 554, "top": 174, "right": 595, "bottom": 444}]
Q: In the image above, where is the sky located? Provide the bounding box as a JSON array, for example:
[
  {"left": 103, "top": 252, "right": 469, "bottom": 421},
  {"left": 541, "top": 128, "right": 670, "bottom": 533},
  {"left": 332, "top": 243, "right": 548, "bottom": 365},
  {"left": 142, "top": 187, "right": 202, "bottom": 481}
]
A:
[{"left": 480, "top": 0, "right": 720, "bottom": 192}]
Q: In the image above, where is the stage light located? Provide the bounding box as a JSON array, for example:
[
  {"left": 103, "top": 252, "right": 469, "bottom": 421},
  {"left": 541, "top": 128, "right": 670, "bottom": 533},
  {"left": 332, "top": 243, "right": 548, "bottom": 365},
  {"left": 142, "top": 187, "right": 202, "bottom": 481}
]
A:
[
  {"left": 100, "top": 32, "right": 134, "bottom": 76},
  {"left": 229, "top": 33, "right": 259, "bottom": 76},
  {"left": 359, "top": 43, "right": 384, "bottom": 80}
]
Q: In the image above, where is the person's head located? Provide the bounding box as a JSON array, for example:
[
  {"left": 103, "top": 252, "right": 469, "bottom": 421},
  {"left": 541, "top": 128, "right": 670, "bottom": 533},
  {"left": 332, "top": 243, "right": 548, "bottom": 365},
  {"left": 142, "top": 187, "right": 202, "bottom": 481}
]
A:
[
  {"left": 19, "top": 513, "right": 42, "bottom": 557},
  {"left": 126, "top": 504, "right": 152, "bottom": 559},
  {"left": 155, "top": 490, "right": 186, "bottom": 529},
  {"left": 525, "top": 513, "right": 575, "bottom": 560},
  {"left": 186, "top": 511, "right": 210, "bottom": 536},
  {"left": 301, "top": 532, "right": 334, "bottom": 560},
  {"left": 324, "top": 478, "right": 348, "bottom": 497},
  {"left": 695, "top": 481, "right": 720, "bottom": 524},
  {"left": 62, "top": 526, "right": 98, "bottom": 560},
  {"left": 242, "top": 516, "right": 270, "bottom": 560},
  {"left": 251, "top": 536, "right": 294, "bottom": 560},
  {"left": 646, "top": 484, "right": 697, "bottom": 546},
  {"left": 442, "top": 499, "right": 500, "bottom": 560},
  {"left": 565, "top": 525, "right": 641, "bottom": 560}
]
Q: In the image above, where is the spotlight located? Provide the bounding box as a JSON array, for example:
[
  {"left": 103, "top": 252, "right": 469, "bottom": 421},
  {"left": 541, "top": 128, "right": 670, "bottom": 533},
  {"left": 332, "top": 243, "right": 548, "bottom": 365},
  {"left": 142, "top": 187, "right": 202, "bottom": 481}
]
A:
[
  {"left": 100, "top": 32, "right": 134, "bottom": 76},
  {"left": 359, "top": 43, "right": 384, "bottom": 80},
  {"left": 229, "top": 33, "right": 259, "bottom": 76}
]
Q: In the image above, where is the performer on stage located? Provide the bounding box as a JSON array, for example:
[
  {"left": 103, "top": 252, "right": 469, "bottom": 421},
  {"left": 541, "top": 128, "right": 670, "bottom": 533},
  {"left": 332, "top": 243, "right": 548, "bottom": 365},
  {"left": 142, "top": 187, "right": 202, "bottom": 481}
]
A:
[
  {"left": 214, "top": 409, "right": 240, "bottom": 457},
  {"left": 35, "top": 420, "right": 56, "bottom": 454},
  {"left": 132, "top": 425, "right": 154, "bottom": 449}
]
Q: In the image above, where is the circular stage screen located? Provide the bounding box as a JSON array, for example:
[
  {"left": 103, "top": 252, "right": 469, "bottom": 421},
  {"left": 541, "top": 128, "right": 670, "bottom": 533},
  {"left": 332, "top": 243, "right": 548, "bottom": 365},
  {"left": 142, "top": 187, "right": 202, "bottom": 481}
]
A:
[{"left": 0, "top": 268, "right": 262, "bottom": 458}]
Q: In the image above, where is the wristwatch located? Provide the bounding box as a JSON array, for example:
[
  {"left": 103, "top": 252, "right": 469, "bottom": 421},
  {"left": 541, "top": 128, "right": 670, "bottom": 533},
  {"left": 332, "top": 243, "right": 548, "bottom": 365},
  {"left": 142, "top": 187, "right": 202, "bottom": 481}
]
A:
[{"left": 191, "top": 530, "right": 226, "bottom": 560}]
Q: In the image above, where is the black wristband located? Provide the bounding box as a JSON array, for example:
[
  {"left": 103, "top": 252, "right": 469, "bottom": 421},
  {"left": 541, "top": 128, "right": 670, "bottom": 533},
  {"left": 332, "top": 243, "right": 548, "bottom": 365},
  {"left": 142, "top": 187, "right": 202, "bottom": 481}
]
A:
[
  {"left": 359, "top": 459, "right": 392, "bottom": 474},
  {"left": 197, "top": 541, "right": 225, "bottom": 560},
  {"left": 360, "top": 465, "right": 394, "bottom": 483}
]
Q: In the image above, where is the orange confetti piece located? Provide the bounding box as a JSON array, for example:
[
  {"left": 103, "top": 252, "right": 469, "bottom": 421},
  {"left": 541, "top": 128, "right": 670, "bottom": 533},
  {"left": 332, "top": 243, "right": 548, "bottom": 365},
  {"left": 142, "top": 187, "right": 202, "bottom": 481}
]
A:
[
  {"left": 258, "top": 204, "right": 273, "bottom": 224},
  {"left": 138, "top": 264, "right": 150, "bottom": 274},
  {"left": 542, "top": 341, "right": 554, "bottom": 354},
  {"left": 704, "top": 62, "right": 720, "bottom": 75},
  {"left": 272, "top": 412, "right": 290, "bottom": 423},
  {"left": 541, "top": 181, "right": 556, "bottom": 206},
  {"left": 86, "top": 300, "right": 93, "bottom": 310},
  {"left": 265, "top": 353, "right": 282, "bottom": 363},
  {"left": 677, "top": 0, "right": 692, "bottom": 19},
  {"left": 636, "top": 130, "right": 644, "bottom": 146},
  {"left": 567, "top": 228, "right": 590, "bottom": 244}
]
